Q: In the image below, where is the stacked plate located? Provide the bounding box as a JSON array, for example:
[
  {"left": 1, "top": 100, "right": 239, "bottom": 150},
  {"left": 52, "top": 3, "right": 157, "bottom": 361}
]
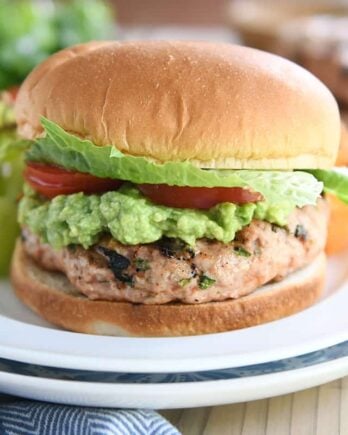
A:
[{"left": 1, "top": 251, "right": 348, "bottom": 409}]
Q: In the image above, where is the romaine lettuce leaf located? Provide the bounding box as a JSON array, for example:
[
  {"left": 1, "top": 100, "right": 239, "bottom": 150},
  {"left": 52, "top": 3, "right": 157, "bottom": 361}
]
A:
[
  {"left": 26, "top": 118, "right": 323, "bottom": 209},
  {"left": 307, "top": 169, "right": 348, "bottom": 204}
]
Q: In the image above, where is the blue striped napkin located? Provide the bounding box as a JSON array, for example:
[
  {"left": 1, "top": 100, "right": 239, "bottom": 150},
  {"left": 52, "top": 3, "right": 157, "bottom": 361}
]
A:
[{"left": 0, "top": 400, "right": 180, "bottom": 435}]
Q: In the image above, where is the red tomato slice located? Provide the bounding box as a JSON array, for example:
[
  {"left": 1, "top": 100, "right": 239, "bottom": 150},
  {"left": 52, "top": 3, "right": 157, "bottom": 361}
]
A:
[
  {"left": 25, "top": 163, "right": 122, "bottom": 199},
  {"left": 138, "top": 184, "right": 263, "bottom": 209}
]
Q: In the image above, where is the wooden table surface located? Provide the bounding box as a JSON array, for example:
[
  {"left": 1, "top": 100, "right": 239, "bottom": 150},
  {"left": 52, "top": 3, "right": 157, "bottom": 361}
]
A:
[{"left": 161, "top": 377, "right": 348, "bottom": 434}]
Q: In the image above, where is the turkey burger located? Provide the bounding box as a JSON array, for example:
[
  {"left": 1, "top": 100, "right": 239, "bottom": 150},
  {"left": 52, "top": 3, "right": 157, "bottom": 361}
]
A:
[{"left": 11, "top": 41, "right": 346, "bottom": 336}]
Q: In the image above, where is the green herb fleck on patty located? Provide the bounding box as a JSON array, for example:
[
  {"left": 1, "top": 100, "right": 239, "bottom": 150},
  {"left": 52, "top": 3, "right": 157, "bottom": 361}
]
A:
[
  {"left": 233, "top": 246, "right": 251, "bottom": 257},
  {"left": 198, "top": 275, "right": 216, "bottom": 289},
  {"left": 178, "top": 278, "right": 191, "bottom": 287},
  {"left": 134, "top": 258, "right": 150, "bottom": 272}
]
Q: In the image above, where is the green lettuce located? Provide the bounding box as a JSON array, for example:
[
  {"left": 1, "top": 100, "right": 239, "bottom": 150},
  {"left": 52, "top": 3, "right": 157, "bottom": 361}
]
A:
[
  {"left": 307, "top": 169, "right": 348, "bottom": 204},
  {"left": 26, "top": 118, "right": 323, "bottom": 209}
]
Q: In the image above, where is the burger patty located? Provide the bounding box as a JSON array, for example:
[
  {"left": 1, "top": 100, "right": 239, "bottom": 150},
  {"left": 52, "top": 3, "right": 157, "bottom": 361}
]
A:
[{"left": 21, "top": 199, "right": 328, "bottom": 304}]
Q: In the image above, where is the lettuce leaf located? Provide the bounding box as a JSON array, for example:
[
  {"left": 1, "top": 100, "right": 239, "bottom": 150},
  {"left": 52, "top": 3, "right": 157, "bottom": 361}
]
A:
[
  {"left": 26, "top": 118, "right": 323, "bottom": 208},
  {"left": 307, "top": 169, "right": 348, "bottom": 204}
]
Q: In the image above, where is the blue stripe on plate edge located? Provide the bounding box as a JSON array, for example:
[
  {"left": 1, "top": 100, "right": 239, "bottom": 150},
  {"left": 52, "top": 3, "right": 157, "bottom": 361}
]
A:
[{"left": 0, "top": 341, "right": 347, "bottom": 384}]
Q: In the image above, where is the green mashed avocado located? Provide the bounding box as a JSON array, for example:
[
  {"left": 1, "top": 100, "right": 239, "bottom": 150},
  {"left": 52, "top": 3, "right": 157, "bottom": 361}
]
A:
[{"left": 19, "top": 184, "right": 295, "bottom": 249}]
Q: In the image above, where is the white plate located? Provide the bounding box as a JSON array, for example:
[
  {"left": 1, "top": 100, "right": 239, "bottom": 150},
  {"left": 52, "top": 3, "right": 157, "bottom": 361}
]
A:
[
  {"left": 1, "top": 251, "right": 348, "bottom": 373},
  {"left": 0, "top": 341, "right": 348, "bottom": 409}
]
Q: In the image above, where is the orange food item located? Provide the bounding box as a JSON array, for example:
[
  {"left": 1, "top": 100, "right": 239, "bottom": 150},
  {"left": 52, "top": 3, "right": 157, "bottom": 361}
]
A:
[
  {"left": 326, "top": 117, "right": 348, "bottom": 255},
  {"left": 326, "top": 193, "right": 348, "bottom": 255},
  {"left": 336, "top": 120, "right": 348, "bottom": 166}
]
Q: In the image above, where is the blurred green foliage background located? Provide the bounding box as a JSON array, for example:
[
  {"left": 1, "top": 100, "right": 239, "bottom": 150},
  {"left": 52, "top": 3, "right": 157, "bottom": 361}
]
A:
[{"left": 0, "top": 0, "right": 115, "bottom": 90}]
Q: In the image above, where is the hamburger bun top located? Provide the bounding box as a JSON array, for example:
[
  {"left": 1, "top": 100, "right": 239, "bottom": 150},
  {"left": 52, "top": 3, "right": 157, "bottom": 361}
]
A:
[{"left": 15, "top": 41, "right": 340, "bottom": 169}]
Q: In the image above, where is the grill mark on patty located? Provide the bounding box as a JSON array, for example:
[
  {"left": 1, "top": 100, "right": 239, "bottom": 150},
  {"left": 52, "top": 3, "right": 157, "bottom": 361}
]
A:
[
  {"left": 96, "top": 246, "right": 134, "bottom": 286},
  {"left": 157, "top": 237, "right": 195, "bottom": 260}
]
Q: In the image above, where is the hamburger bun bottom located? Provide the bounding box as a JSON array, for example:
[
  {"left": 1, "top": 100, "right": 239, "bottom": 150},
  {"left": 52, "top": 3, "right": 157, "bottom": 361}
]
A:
[{"left": 11, "top": 241, "right": 326, "bottom": 337}]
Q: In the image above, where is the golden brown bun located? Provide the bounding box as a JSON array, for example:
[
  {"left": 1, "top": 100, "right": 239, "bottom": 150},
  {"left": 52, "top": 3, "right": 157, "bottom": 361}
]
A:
[
  {"left": 15, "top": 41, "right": 340, "bottom": 169},
  {"left": 11, "top": 241, "right": 325, "bottom": 337}
]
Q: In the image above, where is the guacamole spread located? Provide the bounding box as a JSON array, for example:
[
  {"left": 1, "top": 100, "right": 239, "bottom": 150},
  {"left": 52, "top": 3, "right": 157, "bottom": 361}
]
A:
[{"left": 19, "top": 184, "right": 296, "bottom": 249}]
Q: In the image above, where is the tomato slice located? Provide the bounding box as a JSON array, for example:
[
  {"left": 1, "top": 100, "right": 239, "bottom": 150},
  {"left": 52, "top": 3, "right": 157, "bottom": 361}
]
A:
[
  {"left": 25, "top": 163, "right": 122, "bottom": 199},
  {"left": 138, "top": 184, "right": 263, "bottom": 209},
  {"left": 25, "top": 163, "right": 263, "bottom": 206}
]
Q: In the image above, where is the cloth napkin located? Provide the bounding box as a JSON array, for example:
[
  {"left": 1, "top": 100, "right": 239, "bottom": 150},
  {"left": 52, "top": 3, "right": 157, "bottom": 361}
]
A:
[{"left": 0, "top": 399, "right": 180, "bottom": 435}]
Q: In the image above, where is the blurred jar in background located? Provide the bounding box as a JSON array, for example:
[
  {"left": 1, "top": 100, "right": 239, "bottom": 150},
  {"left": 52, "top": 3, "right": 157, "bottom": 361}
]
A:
[
  {"left": 228, "top": 0, "right": 348, "bottom": 52},
  {"left": 229, "top": 1, "right": 348, "bottom": 126},
  {"left": 274, "top": 15, "right": 348, "bottom": 109}
]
